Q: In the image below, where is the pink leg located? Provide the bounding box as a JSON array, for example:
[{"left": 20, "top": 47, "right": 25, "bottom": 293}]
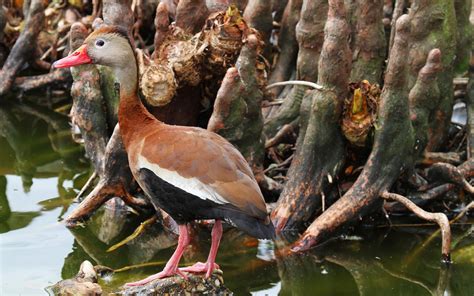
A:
[
  {"left": 180, "top": 220, "right": 223, "bottom": 278},
  {"left": 125, "top": 224, "right": 190, "bottom": 287}
]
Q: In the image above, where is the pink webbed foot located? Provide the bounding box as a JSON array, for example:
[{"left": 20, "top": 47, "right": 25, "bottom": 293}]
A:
[{"left": 179, "top": 261, "right": 220, "bottom": 278}]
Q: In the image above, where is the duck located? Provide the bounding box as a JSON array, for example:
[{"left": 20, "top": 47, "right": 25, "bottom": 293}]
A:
[{"left": 53, "top": 25, "right": 275, "bottom": 287}]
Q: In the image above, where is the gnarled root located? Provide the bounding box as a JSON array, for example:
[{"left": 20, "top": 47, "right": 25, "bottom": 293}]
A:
[
  {"left": 271, "top": 0, "right": 351, "bottom": 233},
  {"left": 0, "top": 0, "right": 45, "bottom": 96},
  {"left": 291, "top": 14, "right": 412, "bottom": 251},
  {"left": 381, "top": 191, "right": 451, "bottom": 261}
]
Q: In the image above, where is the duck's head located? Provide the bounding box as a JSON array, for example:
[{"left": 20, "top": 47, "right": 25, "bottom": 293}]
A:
[{"left": 53, "top": 26, "right": 133, "bottom": 69}]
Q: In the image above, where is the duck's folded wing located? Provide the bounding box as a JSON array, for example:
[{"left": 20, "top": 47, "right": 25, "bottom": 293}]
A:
[{"left": 136, "top": 126, "right": 268, "bottom": 220}]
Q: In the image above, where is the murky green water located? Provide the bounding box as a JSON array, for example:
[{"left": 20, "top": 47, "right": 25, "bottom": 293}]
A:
[{"left": 0, "top": 100, "right": 473, "bottom": 295}]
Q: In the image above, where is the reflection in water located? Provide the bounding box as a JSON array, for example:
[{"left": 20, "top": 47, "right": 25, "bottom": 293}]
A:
[
  {"left": 0, "top": 100, "right": 86, "bottom": 192},
  {"left": 0, "top": 100, "right": 473, "bottom": 295}
]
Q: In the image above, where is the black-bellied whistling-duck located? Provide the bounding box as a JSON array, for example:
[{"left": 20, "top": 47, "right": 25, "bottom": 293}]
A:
[{"left": 53, "top": 26, "right": 275, "bottom": 286}]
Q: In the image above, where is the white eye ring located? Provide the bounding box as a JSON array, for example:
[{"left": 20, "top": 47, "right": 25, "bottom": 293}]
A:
[{"left": 95, "top": 39, "right": 105, "bottom": 47}]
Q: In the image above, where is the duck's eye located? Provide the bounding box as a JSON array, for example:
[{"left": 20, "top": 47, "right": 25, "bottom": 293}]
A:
[{"left": 95, "top": 39, "right": 105, "bottom": 47}]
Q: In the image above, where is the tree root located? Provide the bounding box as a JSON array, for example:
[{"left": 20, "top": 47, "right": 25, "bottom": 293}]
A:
[
  {"left": 380, "top": 191, "right": 451, "bottom": 261},
  {"left": 427, "top": 162, "right": 474, "bottom": 195},
  {"left": 349, "top": 0, "right": 386, "bottom": 84},
  {"left": 264, "top": 0, "right": 327, "bottom": 139},
  {"left": 12, "top": 68, "right": 71, "bottom": 92},
  {"left": 243, "top": 0, "right": 272, "bottom": 57},
  {"left": 271, "top": 0, "right": 351, "bottom": 233},
  {"left": 175, "top": 0, "right": 209, "bottom": 34},
  {"left": 207, "top": 33, "right": 266, "bottom": 178},
  {"left": 421, "top": 152, "right": 463, "bottom": 166},
  {"left": 0, "top": 0, "right": 45, "bottom": 96},
  {"left": 407, "top": 0, "right": 456, "bottom": 151},
  {"left": 267, "top": 0, "right": 302, "bottom": 97},
  {"left": 290, "top": 14, "right": 412, "bottom": 251},
  {"left": 265, "top": 119, "right": 298, "bottom": 148},
  {"left": 65, "top": 126, "right": 150, "bottom": 226}
]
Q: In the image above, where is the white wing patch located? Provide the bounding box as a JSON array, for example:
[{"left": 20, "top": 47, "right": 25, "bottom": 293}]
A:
[{"left": 138, "top": 155, "right": 229, "bottom": 205}]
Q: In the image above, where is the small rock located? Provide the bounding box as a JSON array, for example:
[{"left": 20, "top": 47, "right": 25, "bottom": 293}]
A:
[
  {"left": 47, "top": 260, "right": 102, "bottom": 296},
  {"left": 118, "top": 270, "right": 232, "bottom": 296}
]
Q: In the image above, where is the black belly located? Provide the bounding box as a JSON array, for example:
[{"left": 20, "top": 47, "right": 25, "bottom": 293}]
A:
[
  {"left": 137, "top": 168, "right": 232, "bottom": 223},
  {"left": 137, "top": 168, "right": 276, "bottom": 239}
]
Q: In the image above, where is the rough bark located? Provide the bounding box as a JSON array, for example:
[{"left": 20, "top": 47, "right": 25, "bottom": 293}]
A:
[
  {"left": 65, "top": 5, "right": 146, "bottom": 225},
  {"left": 102, "top": 0, "right": 134, "bottom": 38},
  {"left": 292, "top": 14, "right": 413, "bottom": 251},
  {"left": 12, "top": 69, "right": 71, "bottom": 92},
  {"left": 407, "top": 0, "right": 457, "bottom": 151},
  {"left": 175, "top": 0, "right": 209, "bottom": 34},
  {"left": 271, "top": 0, "right": 351, "bottom": 233},
  {"left": 0, "top": 0, "right": 45, "bottom": 96},
  {"left": 454, "top": 0, "right": 473, "bottom": 73},
  {"left": 141, "top": 7, "right": 248, "bottom": 108},
  {"left": 243, "top": 0, "right": 272, "bottom": 57},
  {"left": 468, "top": 51, "right": 474, "bottom": 158},
  {"left": 152, "top": 2, "right": 170, "bottom": 59},
  {"left": 68, "top": 22, "right": 109, "bottom": 175},
  {"left": 349, "top": 0, "right": 386, "bottom": 84},
  {"left": 208, "top": 34, "right": 265, "bottom": 176},
  {"left": 409, "top": 48, "right": 442, "bottom": 157},
  {"left": 206, "top": 0, "right": 248, "bottom": 12},
  {"left": 65, "top": 125, "right": 147, "bottom": 226},
  {"left": 267, "top": 0, "right": 303, "bottom": 97},
  {"left": 264, "top": 0, "right": 328, "bottom": 139},
  {"left": 388, "top": 0, "right": 405, "bottom": 53},
  {"left": 0, "top": 0, "right": 7, "bottom": 66}
]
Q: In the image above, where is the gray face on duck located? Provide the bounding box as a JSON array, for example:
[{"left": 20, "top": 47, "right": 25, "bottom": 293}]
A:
[
  {"left": 54, "top": 27, "right": 134, "bottom": 70},
  {"left": 53, "top": 26, "right": 138, "bottom": 94}
]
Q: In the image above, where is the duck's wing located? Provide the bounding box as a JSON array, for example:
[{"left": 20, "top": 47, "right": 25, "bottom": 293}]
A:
[{"left": 135, "top": 126, "right": 268, "bottom": 220}]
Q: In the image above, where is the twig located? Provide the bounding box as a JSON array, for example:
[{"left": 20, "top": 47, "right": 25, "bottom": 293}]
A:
[
  {"left": 420, "top": 152, "right": 463, "bottom": 166},
  {"left": 381, "top": 191, "right": 451, "bottom": 262},
  {"left": 76, "top": 171, "right": 98, "bottom": 200},
  {"left": 265, "top": 119, "right": 298, "bottom": 148},
  {"left": 107, "top": 215, "right": 158, "bottom": 252},
  {"left": 263, "top": 155, "right": 294, "bottom": 174},
  {"left": 114, "top": 261, "right": 169, "bottom": 273},
  {"left": 40, "top": 31, "right": 71, "bottom": 61},
  {"left": 427, "top": 162, "right": 474, "bottom": 195},
  {"left": 404, "top": 201, "right": 474, "bottom": 265},
  {"left": 266, "top": 80, "right": 323, "bottom": 90}
]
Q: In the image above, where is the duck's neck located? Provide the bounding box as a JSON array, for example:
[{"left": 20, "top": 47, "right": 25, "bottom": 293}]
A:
[{"left": 115, "top": 55, "right": 160, "bottom": 150}]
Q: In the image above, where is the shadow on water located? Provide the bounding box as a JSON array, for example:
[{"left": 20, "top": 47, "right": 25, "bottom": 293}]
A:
[{"left": 0, "top": 99, "right": 473, "bottom": 295}]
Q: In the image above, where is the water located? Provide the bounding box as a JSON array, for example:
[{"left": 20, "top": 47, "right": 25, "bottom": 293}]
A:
[{"left": 0, "top": 100, "right": 473, "bottom": 295}]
